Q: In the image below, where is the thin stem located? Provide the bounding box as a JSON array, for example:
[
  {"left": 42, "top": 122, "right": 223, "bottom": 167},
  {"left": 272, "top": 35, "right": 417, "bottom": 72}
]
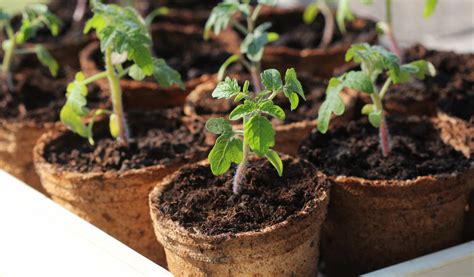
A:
[
  {"left": 231, "top": 19, "right": 249, "bottom": 35},
  {"left": 105, "top": 46, "right": 129, "bottom": 146},
  {"left": 371, "top": 81, "right": 391, "bottom": 157},
  {"left": 83, "top": 71, "right": 109, "bottom": 85},
  {"left": 73, "top": 0, "right": 87, "bottom": 22},
  {"left": 379, "top": 78, "right": 392, "bottom": 99},
  {"left": 385, "top": 0, "right": 402, "bottom": 59},
  {"left": 2, "top": 23, "right": 17, "bottom": 91},
  {"left": 233, "top": 117, "right": 250, "bottom": 195},
  {"left": 318, "top": 0, "right": 334, "bottom": 49},
  {"left": 250, "top": 64, "right": 262, "bottom": 92}
]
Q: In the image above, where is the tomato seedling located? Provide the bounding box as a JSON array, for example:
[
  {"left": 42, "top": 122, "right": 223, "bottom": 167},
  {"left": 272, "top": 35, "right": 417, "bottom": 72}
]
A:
[
  {"left": 60, "top": 2, "right": 183, "bottom": 146},
  {"left": 0, "top": 4, "right": 60, "bottom": 90},
  {"left": 317, "top": 43, "right": 435, "bottom": 156}
]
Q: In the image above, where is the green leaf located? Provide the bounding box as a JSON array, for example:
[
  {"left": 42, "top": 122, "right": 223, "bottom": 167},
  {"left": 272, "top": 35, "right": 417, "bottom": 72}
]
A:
[
  {"left": 423, "top": 0, "right": 438, "bottom": 18},
  {"left": 406, "top": 60, "right": 436, "bottom": 79},
  {"left": 208, "top": 134, "right": 243, "bottom": 175},
  {"left": 212, "top": 77, "right": 241, "bottom": 99},
  {"left": 259, "top": 100, "right": 285, "bottom": 121},
  {"left": 204, "top": 1, "right": 246, "bottom": 39},
  {"left": 244, "top": 114, "right": 275, "bottom": 156},
  {"left": 240, "top": 22, "right": 271, "bottom": 62},
  {"left": 267, "top": 32, "right": 279, "bottom": 43},
  {"left": 65, "top": 74, "right": 89, "bottom": 116},
  {"left": 217, "top": 54, "right": 240, "bottom": 81},
  {"left": 206, "top": 118, "right": 233, "bottom": 134},
  {"left": 229, "top": 101, "right": 256, "bottom": 120},
  {"left": 284, "top": 68, "right": 305, "bottom": 100},
  {"left": 60, "top": 104, "right": 90, "bottom": 139},
  {"left": 317, "top": 77, "right": 345, "bottom": 133},
  {"left": 265, "top": 149, "right": 283, "bottom": 176},
  {"left": 303, "top": 3, "right": 319, "bottom": 24},
  {"left": 368, "top": 109, "right": 382, "bottom": 128},
  {"left": 336, "top": 0, "right": 354, "bottom": 33},
  {"left": 152, "top": 58, "right": 184, "bottom": 88},
  {"left": 285, "top": 91, "right": 299, "bottom": 111},
  {"left": 342, "top": 71, "right": 374, "bottom": 94},
  {"left": 0, "top": 9, "right": 12, "bottom": 22},
  {"left": 261, "top": 69, "right": 282, "bottom": 91},
  {"left": 109, "top": 113, "right": 120, "bottom": 138},
  {"left": 35, "top": 44, "right": 58, "bottom": 77},
  {"left": 128, "top": 64, "right": 146, "bottom": 80},
  {"left": 361, "top": 104, "right": 374, "bottom": 115}
]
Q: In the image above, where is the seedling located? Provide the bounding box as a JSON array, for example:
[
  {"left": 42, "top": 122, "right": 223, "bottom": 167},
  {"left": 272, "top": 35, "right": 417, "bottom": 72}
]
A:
[
  {"left": 377, "top": 0, "right": 438, "bottom": 58},
  {"left": 0, "top": 3, "right": 60, "bottom": 90},
  {"left": 204, "top": 0, "right": 280, "bottom": 91},
  {"left": 317, "top": 43, "right": 435, "bottom": 156},
  {"left": 60, "top": 2, "right": 183, "bottom": 146},
  {"left": 206, "top": 68, "right": 305, "bottom": 194}
]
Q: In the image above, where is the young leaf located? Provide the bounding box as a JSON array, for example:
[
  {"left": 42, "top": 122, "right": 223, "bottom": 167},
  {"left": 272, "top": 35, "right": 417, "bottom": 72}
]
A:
[
  {"left": 303, "top": 2, "right": 319, "bottom": 24},
  {"left": 423, "top": 0, "right": 438, "bottom": 18},
  {"left": 60, "top": 104, "right": 90, "bottom": 139},
  {"left": 361, "top": 104, "right": 374, "bottom": 115},
  {"left": 206, "top": 118, "right": 233, "bottom": 134},
  {"left": 265, "top": 149, "right": 283, "bottom": 176},
  {"left": 208, "top": 134, "right": 243, "bottom": 175},
  {"left": 212, "top": 77, "right": 241, "bottom": 99},
  {"left": 261, "top": 69, "right": 282, "bottom": 91},
  {"left": 109, "top": 113, "right": 120, "bottom": 138},
  {"left": 368, "top": 109, "right": 382, "bottom": 128},
  {"left": 244, "top": 114, "right": 275, "bottom": 156},
  {"left": 317, "top": 77, "right": 345, "bottom": 133},
  {"left": 284, "top": 68, "right": 305, "bottom": 100},
  {"left": 342, "top": 71, "right": 374, "bottom": 94},
  {"left": 229, "top": 101, "right": 256, "bottom": 121},
  {"left": 152, "top": 58, "right": 184, "bottom": 88},
  {"left": 259, "top": 100, "right": 285, "bottom": 120},
  {"left": 204, "top": 1, "right": 247, "bottom": 39},
  {"left": 129, "top": 64, "right": 146, "bottom": 81},
  {"left": 35, "top": 44, "right": 58, "bottom": 77}
]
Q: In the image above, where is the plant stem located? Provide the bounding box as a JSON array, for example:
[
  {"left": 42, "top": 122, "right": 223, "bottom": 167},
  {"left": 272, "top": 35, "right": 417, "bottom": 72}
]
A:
[
  {"left": 385, "top": 0, "right": 402, "bottom": 59},
  {"left": 2, "top": 24, "right": 17, "bottom": 91},
  {"left": 105, "top": 46, "right": 129, "bottom": 146},
  {"left": 318, "top": 0, "right": 334, "bottom": 49},
  {"left": 233, "top": 117, "right": 250, "bottom": 195},
  {"left": 372, "top": 78, "right": 392, "bottom": 157},
  {"left": 231, "top": 19, "right": 249, "bottom": 35},
  {"left": 83, "top": 71, "right": 109, "bottom": 85},
  {"left": 73, "top": 0, "right": 87, "bottom": 22}
]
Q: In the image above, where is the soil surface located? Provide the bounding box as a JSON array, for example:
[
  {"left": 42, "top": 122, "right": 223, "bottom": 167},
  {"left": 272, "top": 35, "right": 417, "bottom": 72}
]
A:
[
  {"left": 263, "top": 10, "right": 376, "bottom": 50},
  {"left": 151, "top": 0, "right": 220, "bottom": 9},
  {"left": 192, "top": 74, "right": 328, "bottom": 124},
  {"left": 155, "top": 157, "right": 327, "bottom": 236},
  {"left": 0, "top": 64, "right": 104, "bottom": 123},
  {"left": 44, "top": 108, "right": 208, "bottom": 173},
  {"left": 299, "top": 117, "right": 470, "bottom": 180}
]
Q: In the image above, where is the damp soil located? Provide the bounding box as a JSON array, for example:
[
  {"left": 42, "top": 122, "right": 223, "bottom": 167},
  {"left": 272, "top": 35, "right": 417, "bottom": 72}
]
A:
[
  {"left": 43, "top": 108, "right": 208, "bottom": 173},
  {"left": 191, "top": 75, "right": 328, "bottom": 124},
  {"left": 299, "top": 117, "right": 471, "bottom": 180},
  {"left": 261, "top": 10, "right": 376, "bottom": 50},
  {"left": 154, "top": 157, "right": 328, "bottom": 236},
  {"left": 0, "top": 65, "right": 104, "bottom": 124}
]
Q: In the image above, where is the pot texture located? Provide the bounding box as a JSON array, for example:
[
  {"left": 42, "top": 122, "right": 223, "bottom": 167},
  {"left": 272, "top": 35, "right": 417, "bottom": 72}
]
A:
[{"left": 149, "top": 159, "right": 330, "bottom": 276}]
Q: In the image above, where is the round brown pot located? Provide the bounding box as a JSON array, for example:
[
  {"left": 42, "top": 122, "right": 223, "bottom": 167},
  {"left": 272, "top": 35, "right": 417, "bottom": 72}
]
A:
[
  {"left": 183, "top": 78, "right": 358, "bottom": 155},
  {"left": 0, "top": 119, "right": 59, "bottom": 193},
  {"left": 149, "top": 158, "right": 330, "bottom": 276},
  {"left": 33, "top": 115, "right": 208, "bottom": 267},
  {"left": 258, "top": 7, "right": 378, "bottom": 78}
]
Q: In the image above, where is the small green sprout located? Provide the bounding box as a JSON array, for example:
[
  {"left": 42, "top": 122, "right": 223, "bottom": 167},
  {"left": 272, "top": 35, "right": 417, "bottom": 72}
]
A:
[
  {"left": 0, "top": 3, "right": 60, "bottom": 90},
  {"left": 317, "top": 43, "right": 436, "bottom": 156},
  {"left": 206, "top": 68, "right": 305, "bottom": 194},
  {"left": 60, "top": 2, "right": 183, "bottom": 146},
  {"left": 377, "top": 0, "right": 438, "bottom": 58},
  {"left": 205, "top": 0, "right": 280, "bottom": 91}
]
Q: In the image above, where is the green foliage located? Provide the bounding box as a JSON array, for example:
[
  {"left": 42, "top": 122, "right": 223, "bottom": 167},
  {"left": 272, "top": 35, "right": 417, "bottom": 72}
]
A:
[
  {"left": 206, "top": 68, "right": 305, "bottom": 177},
  {"left": 317, "top": 43, "right": 436, "bottom": 131},
  {"left": 423, "top": 0, "right": 438, "bottom": 18},
  {"left": 304, "top": 0, "right": 356, "bottom": 33},
  {"left": 61, "top": 3, "right": 183, "bottom": 144}
]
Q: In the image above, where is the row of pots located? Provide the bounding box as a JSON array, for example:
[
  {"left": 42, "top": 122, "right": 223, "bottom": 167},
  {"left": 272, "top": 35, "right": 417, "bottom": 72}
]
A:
[{"left": 1, "top": 4, "right": 472, "bottom": 277}]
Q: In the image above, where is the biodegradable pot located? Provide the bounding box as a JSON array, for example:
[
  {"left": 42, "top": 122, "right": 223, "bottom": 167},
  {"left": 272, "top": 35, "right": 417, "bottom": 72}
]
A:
[
  {"left": 80, "top": 23, "right": 238, "bottom": 110},
  {"left": 149, "top": 157, "right": 330, "bottom": 276},
  {"left": 299, "top": 117, "right": 473, "bottom": 275},
  {"left": 33, "top": 111, "right": 209, "bottom": 266},
  {"left": 256, "top": 7, "right": 377, "bottom": 78},
  {"left": 183, "top": 76, "right": 358, "bottom": 155}
]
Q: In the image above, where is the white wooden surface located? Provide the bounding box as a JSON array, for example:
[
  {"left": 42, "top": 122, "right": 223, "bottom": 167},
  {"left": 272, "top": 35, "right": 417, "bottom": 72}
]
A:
[{"left": 0, "top": 170, "right": 172, "bottom": 277}]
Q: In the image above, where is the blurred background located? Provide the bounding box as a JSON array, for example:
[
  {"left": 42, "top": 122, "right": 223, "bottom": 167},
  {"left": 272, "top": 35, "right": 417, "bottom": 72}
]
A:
[{"left": 1, "top": 0, "right": 473, "bottom": 52}]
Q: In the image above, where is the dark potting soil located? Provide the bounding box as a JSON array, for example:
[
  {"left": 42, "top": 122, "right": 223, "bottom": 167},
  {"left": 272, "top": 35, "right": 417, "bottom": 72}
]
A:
[
  {"left": 265, "top": 10, "right": 376, "bottom": 50},
  {"left": 0, "top": 65, "right": 104, "bottom": 123},
  {"left": 155, "top": 157, "right": 328, "bottom": 236},
  {"left": 151, "top": 0, "right": 220, "bottom": 9},
  {"left": 192, "top": 75, "right": 328, "bottom": 124},
  {"left": 299, "top": 117, "right": 471, "bottom": 180},
  {"left": 43, "top": 108, "right": 208, "bottom": 173}
]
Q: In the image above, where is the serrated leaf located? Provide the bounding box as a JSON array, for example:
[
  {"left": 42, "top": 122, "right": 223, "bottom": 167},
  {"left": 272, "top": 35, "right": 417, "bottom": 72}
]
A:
[
  {"left": 208, "top": 134, "right": 243, "bottom": 175},
  {"left": 261, "top": 69, "right": 282, "bottom": 91},
  {"left": 303, "top": 3, "right": 319, "bottom": 24},
  {"left": 204, "top": 1, "right": 243, "bottom": 39},
  {"left": 317, "top": 77, "right": 345, "bottom": 133},
  {"left": 259, "top": 100, "right": 285, "bottom": 120},
  {"left": 65, "top": 77, "right": 88, "bottom": 116},
  {"left": 284, "top": 68, "right": 305, "bottom": 100},
  {"left": 229, "top": 101, "right": 255, "bottom": 121},
  {"left": 241, "top": 32, "right": 267, "bottom": 62},
  {"left": 342, "top": 71, "right": 374, "bottom": 94},
  {"left": 152, "top": 58, "right": 184, "bottom": 88},
  {"left": 212, "top": 77, "right": 241, "bottom": 99},
  {"left": 109, "top": 113, "right": 120, "bottom": 138},
  {"left": 244, "top": 114, "right": 275, "bottom": 156},
  {"left": 423, "top": 0, "right": 438, "bottom": 18},
  {"left": 35, "top": 44, "right": 58, "bottom": 77},
  {"left": 361, "top": 104, "right": 374, "bottom": 115},
  {"left": 206, "top": 118, "right": 233, "bottom": 134},
  {"left": 368, "top": 110, "right": 382, "bottom": 128},
  {"left": 265, "top": 149, "right": 283, "bottom": 176}
]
